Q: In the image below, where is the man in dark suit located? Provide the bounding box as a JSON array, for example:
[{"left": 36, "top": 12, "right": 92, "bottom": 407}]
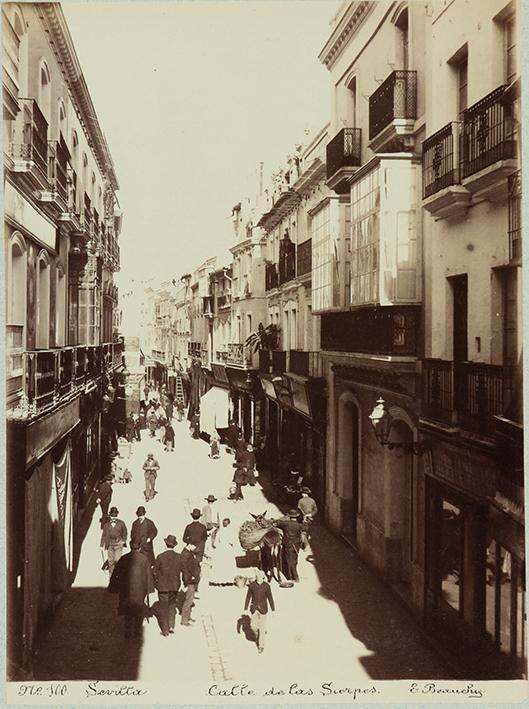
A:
[
  {"left": 244, "top": 569, "right": 275, "bottom": 653},
  {"left": 153, "top": 534, "right": 183, "bottom": 636},
  {"left": 131, "top": 506, "right": 158, "bottom": 566},
  {"left": 182, "top": 508, "right": 207, "bottom": 562},
  {"left": 108, "top": 540, "right": 154, "bottom": 640},
  {"left": 96, "top": 475, "right": 113, "bottom": 527},
  {"left": 274, "top": 510, "right": 308, "bottom": 582},
  {"left": 180, "top": 542, "right": 200, "bottom": 627}
]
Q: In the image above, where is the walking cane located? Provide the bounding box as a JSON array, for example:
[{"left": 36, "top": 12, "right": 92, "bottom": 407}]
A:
[{"left": 145, "top": 593, "right": 151, "bottom": 624}]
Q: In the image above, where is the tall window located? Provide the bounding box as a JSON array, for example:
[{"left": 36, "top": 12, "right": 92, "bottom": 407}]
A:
[
  {"left": 311, "top": 200, "right": 341, "bottom": 312},
  {"left": 350, "top": 166, "right": 380, "bottom": 306},
  {"left": 12, "top": 9, "right": 28, "bottom": 95},
  {"left": 36, "top": 252, "right": 51, "bottom": 349},
  {"left": 504, "top": 14, "right": 517, "bottom": 84},
  {"left": 58, "top": 100, "right": 66, "bottom": 140},
  {"left": 502, "top": 269, "right": 518, "bottom": 367},
  {"left": 395, "top": 8, "right": 409, "bottom": 70},
  {"left": 291, "top": 308, "right": 297, "bottom": 350},
  {"left": 457, "top": 53, "right": 468, "bottom": 120},
  {"left": 56, "top": 267, "right": 66, "bottom": 346},
  {"left": 38, "top": 60, "right": 51, "bottom": 123},
  {"left": 7, "top": 233, "right": 27, "bottom": 382}
]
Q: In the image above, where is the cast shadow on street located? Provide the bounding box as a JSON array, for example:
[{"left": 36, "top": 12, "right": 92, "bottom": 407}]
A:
[{"left": 256, "top": 465, "right": 452, "bottom": 680}]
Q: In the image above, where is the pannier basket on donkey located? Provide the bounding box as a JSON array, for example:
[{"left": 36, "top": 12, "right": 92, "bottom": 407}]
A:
[{"left": 238, "top": 512, "right": 293, "bottom": 588}]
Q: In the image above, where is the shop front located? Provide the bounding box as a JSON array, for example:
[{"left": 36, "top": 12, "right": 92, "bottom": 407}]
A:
[{"left": 423, "top": 434, "right": 526, "bottom": 678}]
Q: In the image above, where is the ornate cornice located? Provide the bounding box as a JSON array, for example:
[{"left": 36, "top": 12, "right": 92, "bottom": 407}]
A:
[
  {"left": 36, "top": 3, "right": 119, "bottom": 191},
  {"left": 319, "top": 1, "right": 374, "bottom": 70}
]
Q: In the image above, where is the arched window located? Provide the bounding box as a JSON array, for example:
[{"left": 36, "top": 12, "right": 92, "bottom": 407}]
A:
[
  {"left": 12, "top": 8, "right": 28, "bottom": 96},
  {"left": 91, "top": 170, "right": 96, "bottom": 199},
  {"left": 38, "top": 59, "right": 52, "bottom": 123},
  {"left": 394, "top": 7, "right": 409, "bottom": 70},
  {"left": 56, "top": 264, "right": 66, "bottom": 346},
  {"left": 36, "top": 250, "right": 51, "bottom": 349},
  {"left": 346, "top": 75, "right": 357, "bottom": 127},
  {"left": 58, "top": 99, "right": 67, "bottom": 140},
  {"left": 7, "top": 232, "right": 27, "bottom": 376},
  {"left": 82, "top": 152, "right": 88, "bottom": 192}
]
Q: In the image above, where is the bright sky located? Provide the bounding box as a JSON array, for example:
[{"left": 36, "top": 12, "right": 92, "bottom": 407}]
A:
[{"left": 62, "top": 1, "right": 341, "bottom": 288}]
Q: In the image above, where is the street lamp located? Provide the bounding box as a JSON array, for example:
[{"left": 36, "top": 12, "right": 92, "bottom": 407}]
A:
[{"left": 368, "top": 396, "right": 423, "bottom": 455}]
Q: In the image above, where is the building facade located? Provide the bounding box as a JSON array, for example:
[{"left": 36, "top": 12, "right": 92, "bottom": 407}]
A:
[
  {"left": 318, "top": 0, "right": 523, "bottom": 678},
  {"left": 4, "top": 2, "right": 123, "bottom": 675},
  {"left": 257, "top": 133, "right": 328, "bottom": 505}
]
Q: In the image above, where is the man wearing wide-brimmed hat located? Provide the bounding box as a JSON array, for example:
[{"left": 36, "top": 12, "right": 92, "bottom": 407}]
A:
[
  {"left": 297, "top": 486, "right": 318, "bottom": 522},
  {"left": 154, "top": 534, "right": 183, "bottom": 636},
  {"left": 100, "top": 506, "right": 127, "bottom": 575},
  {"left": 273, "top": 510, "right": 308, "bottom": 582},
  {"left": 182, "top": 508, "right": 208, "bottom": 562},
  {"left": 202, "top": 494, "right": 220, "bottom": 555}
]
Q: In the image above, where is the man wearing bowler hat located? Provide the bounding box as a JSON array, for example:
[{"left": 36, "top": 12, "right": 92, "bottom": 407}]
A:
[
  {"left": 183, "top": 508, "right": 208, "bottom": 563},
  {"left": 131, "top": 506, "right": 158, "bottom": 566},
  {"left": 297, "top": 487, "right": 318, "bottom": 522},
  {"left": 153, "top": 534, "right": 183, "bottom": 636},
  {"left": 274, "top": 510, "right": 308, "bottom": 582},
  {"left": 100, "top": 506, "right": 127, "bottom": 575}
]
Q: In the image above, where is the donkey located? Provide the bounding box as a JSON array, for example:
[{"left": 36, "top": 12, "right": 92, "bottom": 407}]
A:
[{"left": 247, "top": 511, "right": 284, "bottom": 583}]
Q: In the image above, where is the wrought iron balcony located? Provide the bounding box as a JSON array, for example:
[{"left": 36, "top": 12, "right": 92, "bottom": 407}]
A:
[
  {"left": 217, "top": 293, "right": 231, "bottom": 309},
  {"left": 8, "top": 98, "right": 48, "bottom": 177},
  {"left": 288, "top": 350, "right": 323, "bottom": 378},
  {"left": 461, "top": 86, "right": 516, "bottom": 180},
  {"left": 422, "top": 358, "right": 515, "bottom": 436},
  {"left": 423, "top": 122, "right": 462, "bottom": 198},
  {"left": 227, "top": 343, "right": 252, "bottom": 367},
  {"left": 265, "top": 262, "right": 279, "bottom": 291},
  {"left": 215, "top": 349, "right": 229, "bottom": 363},
  {"left": 508, "top": 170, "right": 521, "bottom": 262},
  {"left": 422, "top": 122, "right": 471, "bottom": 219},
  {"left": 296, "top": 238, "right": 312, "bottom": 277},
  {"left": 326, "top": 128, "right": 362, "bottom": 193},
  {"left": 369, "top": 70, "right": 417, "bottom": 146},
  {"left": 8, "top": 340, "right": 124, "bottom": 419}
]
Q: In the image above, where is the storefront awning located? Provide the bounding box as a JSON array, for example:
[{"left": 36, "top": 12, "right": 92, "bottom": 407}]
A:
[{"left": 200, "top": 386, "right": 230, "bottom": 434}]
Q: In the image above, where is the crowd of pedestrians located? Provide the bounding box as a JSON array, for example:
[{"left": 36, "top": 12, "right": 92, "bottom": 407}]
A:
[{"left": 99, "top": 381, "right": 317, "bottom": 654}]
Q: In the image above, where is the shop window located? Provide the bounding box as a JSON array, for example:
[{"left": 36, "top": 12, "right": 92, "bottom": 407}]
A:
[
  {"left": 440, "top": 499, "right": 464, "bottom": 612},
  {"left": 485, "top": 539, "right": 526, "bottom": 667}
]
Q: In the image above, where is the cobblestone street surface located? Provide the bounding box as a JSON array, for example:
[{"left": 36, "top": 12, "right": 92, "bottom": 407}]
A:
[{"left": 33, "top": 418, "right": 451, "bottom": 684}]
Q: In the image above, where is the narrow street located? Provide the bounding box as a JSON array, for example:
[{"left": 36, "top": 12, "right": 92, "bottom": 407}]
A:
[{"left": 32, "top": 416, "right": 450, "bottom": 685}]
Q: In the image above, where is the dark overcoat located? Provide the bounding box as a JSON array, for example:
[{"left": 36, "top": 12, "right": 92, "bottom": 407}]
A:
[{"left": 108, "top": 550, "right": 154, "bottom": 615}]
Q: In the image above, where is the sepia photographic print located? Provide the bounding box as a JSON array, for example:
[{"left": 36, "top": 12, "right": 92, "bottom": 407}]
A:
[{"left": 3, "top": 0, "right": 526, "bottom": 704}]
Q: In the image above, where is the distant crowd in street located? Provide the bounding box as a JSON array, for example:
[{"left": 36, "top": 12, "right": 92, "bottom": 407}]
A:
[{"left": 97, "top": 379, "right": 318, "bottom": 653}]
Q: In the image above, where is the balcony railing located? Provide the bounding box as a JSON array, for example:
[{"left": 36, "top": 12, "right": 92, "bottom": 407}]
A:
[
  {"left": 265, "top": 262, "right": 279, "bottom": 291},
  {"left": 227, "top": 343, "right": 252, "bottom": 367},
  {"left": 9, "top": 98, "right": 48, "bottom": 175},
  {"left": 369, "top": 70, "right": 417, "bottom": 140},
  {"left": 422, "top": 122, "right": 462, "bottom": 198},
  {"left": 10, "top": 340, "right": 124, "bottom": 417},
  {"left": 321, "top": 307, "right": 419, "bottom": 356},
  {"left": 461, "top": 86, "right": 515, "bottom": 179},
  {"left": 297, "top": 239, "right": 312, "bottom": 276},
  {"left": 508, "top": 170, "right": 521, "bottom": 261},
  {"left": 326, "top": 127, "right": 362, "bottom": 180},
  {"left": 288, "top": 350, "right": 323, "bottom": 378},
  {"left": 47, "top": 139, "right": 69, "bottom": 202},
  {"left": 215, "top": 349, "right": 229, "bottom": 363},
  {"left": 422, "top": 359, "right": 515, "bottom": 436}
]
